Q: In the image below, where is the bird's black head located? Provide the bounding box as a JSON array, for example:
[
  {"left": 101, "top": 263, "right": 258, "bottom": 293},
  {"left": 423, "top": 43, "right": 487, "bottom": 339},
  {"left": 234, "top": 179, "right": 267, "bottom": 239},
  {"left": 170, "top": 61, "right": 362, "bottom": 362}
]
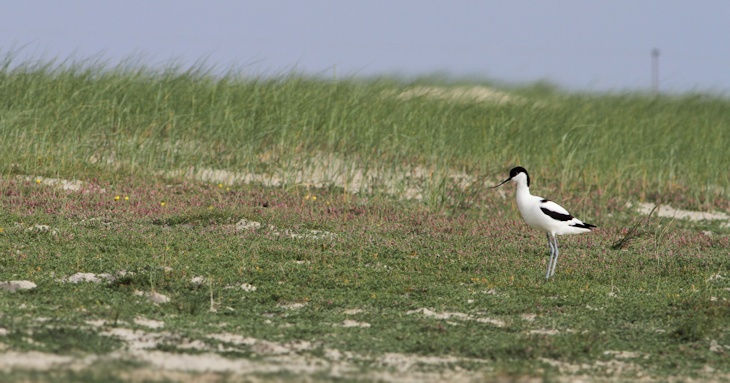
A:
[
  {"left": 509, "top": 166, "right": 530, "bottom": 187},
  {"left": 491, "top": 166, "right": 530, "bottom": 189}
]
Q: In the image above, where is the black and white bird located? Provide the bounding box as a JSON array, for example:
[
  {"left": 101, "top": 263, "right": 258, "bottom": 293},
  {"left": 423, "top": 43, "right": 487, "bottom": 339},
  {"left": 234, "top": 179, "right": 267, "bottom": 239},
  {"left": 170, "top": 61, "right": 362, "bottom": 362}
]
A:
[{"left": 492, "top": 166, "right": 596, "bottom": 279}]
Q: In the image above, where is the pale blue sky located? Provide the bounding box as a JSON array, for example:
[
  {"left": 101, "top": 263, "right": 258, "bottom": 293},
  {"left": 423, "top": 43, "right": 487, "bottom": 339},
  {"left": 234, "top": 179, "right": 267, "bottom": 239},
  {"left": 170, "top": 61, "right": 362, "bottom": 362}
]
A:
[{"left": 2, "top": 1, "right": 728, "bottom": 92}]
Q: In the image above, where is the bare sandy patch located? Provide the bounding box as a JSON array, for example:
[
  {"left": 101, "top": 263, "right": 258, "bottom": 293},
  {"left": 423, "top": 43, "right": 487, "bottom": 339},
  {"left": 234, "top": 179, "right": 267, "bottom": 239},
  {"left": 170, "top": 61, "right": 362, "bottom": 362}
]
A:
[
  {"left": 205, "top": 333, "right": 257, "bottom": 347},
  {"left": 339, "top": 320, "right": 371, "bottom": 328},
  {"left": 165, "top": 152, "right": 486, "bottom": 202},
  {"left": 343, "top": 308, "right": 365, "bottom": 315},
  {"left": 406, "top": 308, "right": 505, "bottom": 327},
  {"left": 0, "top": 351, "right": 79, "bottom": 370},
  {"left": 529, "top": 329, "right": 560, "bottom": 336},
  {"left": 229, "top": 218, "right": 336, "bottom": 240},
  {"left": 135, "top": 317, "right": 165, "bottom": 329},
  {"left": 393, "top": 86, "right": 525, "bottom": 105},
  {"left": 234, "top": 218, "right": 262, "bottom": 231},
  {"left": 710, "top": 340, "right": 729, "bottom": 353},
  {"left": 634, "top": 202, "right": 730, "bottom": 222},
  {"left": 102, "top": 328, "right": 173, "bottom": 351},
  {"left": 521, "top": 313, "right": 537, "bottom": 322},
  {"left": 59, "top": 272, "right": 116, "bottom": 283},
  {"left": 0, "top": 280, "right": 37, "bottom": 292},
  {"left": 603, "top": 350, "right": 646, "bottom": 359},
  {"left": 540, "top": 357, "right": 641, "bottom": 376},
  {"left": 134, "top": 290, "right": 171, "bottom": 304},
  {"left": 278, "top": 302, "right": 306, "bottom": 310},
  {"left": 19, "top": 176, "right": 86, "bottom": 192},
  {"left": 3, "top": 324, "right": 725, "bottom": 382},
  {"left": 206, "top": 333, "right": 313, "bottom": 355}
]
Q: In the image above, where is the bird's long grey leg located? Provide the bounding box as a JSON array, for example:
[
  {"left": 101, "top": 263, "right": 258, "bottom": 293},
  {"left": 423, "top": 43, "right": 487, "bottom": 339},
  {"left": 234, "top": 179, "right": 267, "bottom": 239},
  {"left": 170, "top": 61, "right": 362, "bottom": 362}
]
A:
[
  {"left": 546, "top": 233, "right": 554, "bottom": 279},
  {"left": 550, "top": 235, "right": 560, "bottom": 277}
]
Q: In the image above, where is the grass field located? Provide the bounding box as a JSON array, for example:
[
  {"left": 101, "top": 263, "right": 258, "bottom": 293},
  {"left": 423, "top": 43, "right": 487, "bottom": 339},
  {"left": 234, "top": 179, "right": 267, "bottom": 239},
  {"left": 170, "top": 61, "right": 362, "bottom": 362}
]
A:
[{"left": 0, "top": 57, "right": 729, "bottom": 382}]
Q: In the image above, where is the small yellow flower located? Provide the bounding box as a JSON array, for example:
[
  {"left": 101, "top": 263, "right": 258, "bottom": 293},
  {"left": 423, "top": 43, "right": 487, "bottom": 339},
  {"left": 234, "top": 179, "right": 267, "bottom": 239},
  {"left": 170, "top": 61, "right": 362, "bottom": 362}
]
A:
[
  {"left": 208, "top": 205, "right": 214, "bottom": 210},
  {"left": 36, "top": 179, "right": 42, "bottom": 184},
  {"left": 124, "top": 196, "right": 129, "bottom": 201},
  {"left": 218, "top": 183, "right": 223, "bottom": 188},
  {"left": 160, "top": 201, "right": 166, "bottom": 207},
  {"left": 311, "top": 195, "right": 317, "bottom": 201},
  {"left": 114, "top": 195, "right": 120, "bottom": 201},
  {"left": 0, "top": 228, "right": 4, "bottom": 233}
]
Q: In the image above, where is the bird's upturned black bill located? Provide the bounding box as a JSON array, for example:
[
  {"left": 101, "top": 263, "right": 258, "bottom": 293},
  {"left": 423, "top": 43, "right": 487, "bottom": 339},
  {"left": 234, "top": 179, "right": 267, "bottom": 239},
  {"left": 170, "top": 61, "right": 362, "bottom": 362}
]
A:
[{"left": 490, "top": 177, "right": 511, "bottom": 188}]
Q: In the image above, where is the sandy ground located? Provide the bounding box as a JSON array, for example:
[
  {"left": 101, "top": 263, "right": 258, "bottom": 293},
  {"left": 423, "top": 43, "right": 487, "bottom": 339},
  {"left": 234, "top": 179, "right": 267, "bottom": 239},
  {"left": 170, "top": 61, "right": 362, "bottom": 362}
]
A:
[
  {"left": 4, "top": 265, "right": 729, "bottom": 382},
  {"left": 2, "top": 309, "right": 727, "bottom": 382},
  {"left": 634, "top": 202, "right": 730, "bottom": 226},
  {"left": 163, "top": 157, "right": 473, "bottom": 201},
  {"left": 0, "top": 313, "right": 706, "bottom": 383}
]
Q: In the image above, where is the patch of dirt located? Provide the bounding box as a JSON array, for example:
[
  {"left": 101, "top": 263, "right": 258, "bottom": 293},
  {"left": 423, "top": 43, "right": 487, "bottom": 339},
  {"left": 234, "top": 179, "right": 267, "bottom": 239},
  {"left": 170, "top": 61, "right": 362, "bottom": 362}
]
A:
[
  {"left": 529, "top": 329, "right": 560, "bottom": 335},
  {"left": 406, "top": 308, "right": 506, "bottom": 327},
  {"left": 0, "top": 351, "right": 78, "bottom": 370},
  {"left": 520, "top": 313, "right": 537, "bottom": 322},
  {"left": 133, "top": 290, "right": 171, "bottom": 304},
  {"left": 59, "top": 272, "right": 116, "bottom": 283},
  {"left": 539, "top": 357, "right": 641, "bottom": 376},
  {"left": 164, "top": 152, "right": 482, "bottom": 202},
  {"left": 277, "top": 302, "right": 307, "bottom": 310},
  {"left": 2, "top": 324, "right": 727, "bottom": 382},
  {"left": 343, "top": 308, "right": 364, "bottom": 315},
  {"left": 134, "top": 317, "right": 165, "bottom": 329},
  {"left": 634, "top": 202, "right": 730, "bottom": 223},
  {"left": 602, "top": 350, "right": 646, "bottom": 359},
  {"left": 229, "top": 218, "right": 336, "bottom": 240},
  {"left": 0, "top": 280, "right": 37, "bottom": 292},
  {"left": 338, "top": 320, "right": 371, "bottom": 328},
  {"left": 19, "top": 176, "right": 86, "bottom": 192}
]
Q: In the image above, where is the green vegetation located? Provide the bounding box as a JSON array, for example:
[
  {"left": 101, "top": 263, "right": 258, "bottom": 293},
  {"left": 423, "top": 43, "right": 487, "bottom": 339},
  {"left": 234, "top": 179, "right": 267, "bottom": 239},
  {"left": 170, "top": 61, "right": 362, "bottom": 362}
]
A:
[
  {"left": 0, "top": 56, "right": 729, "bottom": 382},
  {"left": 1, "top": 53, "right": 728, "bottom": 209}
]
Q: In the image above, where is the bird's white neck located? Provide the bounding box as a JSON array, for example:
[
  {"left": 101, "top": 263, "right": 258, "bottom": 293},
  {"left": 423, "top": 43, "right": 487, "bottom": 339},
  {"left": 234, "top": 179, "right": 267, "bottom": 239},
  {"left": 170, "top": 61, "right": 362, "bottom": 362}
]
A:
[
  {"left": 515, "top": 179, "right": 531, "bottom": 194},
  {"left": 514, "top": 180, "right": 532, "bottom": 206}
]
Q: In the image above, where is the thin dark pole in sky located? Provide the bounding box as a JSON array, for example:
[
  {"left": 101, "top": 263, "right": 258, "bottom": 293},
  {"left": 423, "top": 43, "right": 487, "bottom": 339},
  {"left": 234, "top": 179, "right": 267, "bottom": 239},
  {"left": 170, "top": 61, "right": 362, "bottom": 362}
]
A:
[{"left": 651, "top": 48, "right": 660, "bottom": 93}]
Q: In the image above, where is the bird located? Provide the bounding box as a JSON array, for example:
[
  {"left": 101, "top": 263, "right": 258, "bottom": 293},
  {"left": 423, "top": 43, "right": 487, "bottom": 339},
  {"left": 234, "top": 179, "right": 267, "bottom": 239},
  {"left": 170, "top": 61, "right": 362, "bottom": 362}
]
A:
[{"left": 492, "top": 166, "right": 596, "bottom": 279}]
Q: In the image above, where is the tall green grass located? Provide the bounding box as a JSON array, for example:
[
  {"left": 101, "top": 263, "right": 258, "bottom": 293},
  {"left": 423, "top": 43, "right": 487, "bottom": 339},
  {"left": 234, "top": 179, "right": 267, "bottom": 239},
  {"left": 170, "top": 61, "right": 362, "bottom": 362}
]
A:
[{"left": 1, "top": 53, "right": 728, "bottom": 210}]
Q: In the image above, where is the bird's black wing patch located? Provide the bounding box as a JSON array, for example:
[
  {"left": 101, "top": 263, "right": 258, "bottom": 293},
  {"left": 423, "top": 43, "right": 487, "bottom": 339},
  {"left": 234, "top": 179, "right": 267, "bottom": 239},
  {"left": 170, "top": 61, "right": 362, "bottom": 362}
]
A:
[
  {"left": 541, "top": 199, "right": 549, "bottom": 203},
  {"left": 571, "top": 222, "right": 597, "bottom": 229},
  {"left": 540, "top": 207, "right": 574, "bottom": 222}
]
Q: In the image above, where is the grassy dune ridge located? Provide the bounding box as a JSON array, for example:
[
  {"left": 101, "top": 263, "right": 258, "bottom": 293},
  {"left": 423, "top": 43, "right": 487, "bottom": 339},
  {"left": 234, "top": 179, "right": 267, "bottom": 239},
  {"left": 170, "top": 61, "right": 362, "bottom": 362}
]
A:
[
  {"left": 1, "top": 56, "right": 729, "bottom": 210},
  {"left": 0, "top": 57, "right": 729, "bottom": 381}
]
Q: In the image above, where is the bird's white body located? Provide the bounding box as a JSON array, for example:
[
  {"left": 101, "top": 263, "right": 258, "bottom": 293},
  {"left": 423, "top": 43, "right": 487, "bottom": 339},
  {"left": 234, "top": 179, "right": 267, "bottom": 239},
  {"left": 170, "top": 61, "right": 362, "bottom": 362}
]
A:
[
  {"left": 512, "top": 172, "right": 593, "bottom": 237},
  {"left": 493, "top": 167, "right": 595, "bottom": 279}
]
